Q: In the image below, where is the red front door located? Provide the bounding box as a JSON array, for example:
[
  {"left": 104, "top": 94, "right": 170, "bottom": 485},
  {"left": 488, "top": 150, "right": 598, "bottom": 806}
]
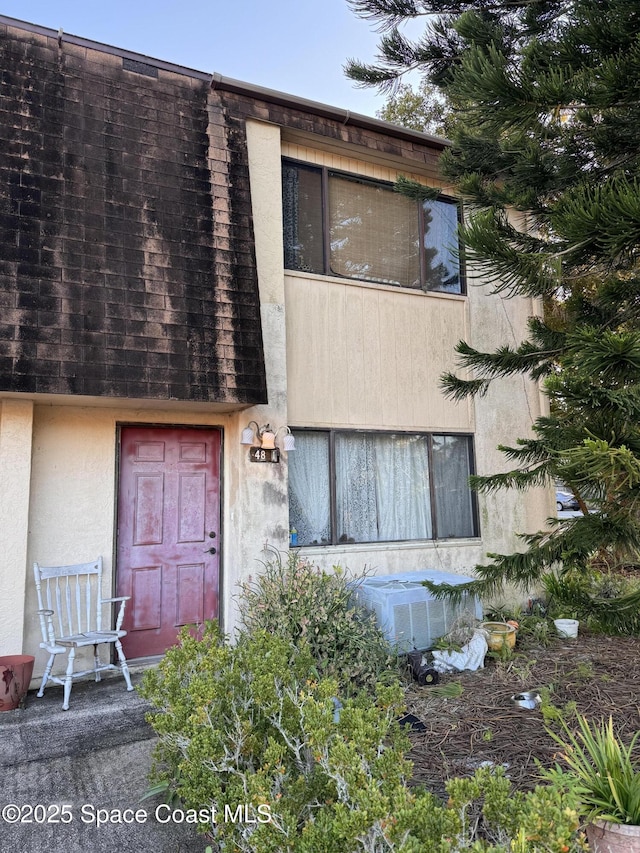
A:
[{"left": 116, "top": 425, "right": 221, "bottom": 658}]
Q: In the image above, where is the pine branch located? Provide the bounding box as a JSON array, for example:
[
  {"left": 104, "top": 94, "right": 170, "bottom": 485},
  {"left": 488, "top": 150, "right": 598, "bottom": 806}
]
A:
[
  {"left": 394, "top": 175, "right": 442, "bottom": 201},
  {"left": 455, "top": 338, "right": 558, "bottom": 378},
  {"left": 440, "top": 373, "right": 491, "bottom": 400},
  {"left": 347, "top": 0, "right": 430, "bottom": 32},
  {"left": 469, "top": 464, "right": 552, "bottom": 493},
  {"left": 345, "top": 59, "right": 408, "bottom": 88},
  {"left": 440, "top": 333, "right": 560, "bottom": 400},
  {"left": 551, "top": 176, "right": 640, "bottom": 266},
  {"left": 427, "top": 509, "right": 640, "bottom": 603},
  {"left": 496, "top": 437, "right": 555, "bottom": 466},
  {"left": 460, "top": 209, "right": 564, "bottom": 297},
  {"left": 564, "top": 328, "right": 640, "bottom": 382}
]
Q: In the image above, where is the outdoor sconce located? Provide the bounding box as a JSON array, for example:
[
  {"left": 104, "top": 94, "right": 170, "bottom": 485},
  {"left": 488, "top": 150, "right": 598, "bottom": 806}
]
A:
[
  {"left": 241, "top": 421, "right": 295, "bottom": 461},
  {"left": 275, "top": 426, "right": 296, "bottom": 452}
]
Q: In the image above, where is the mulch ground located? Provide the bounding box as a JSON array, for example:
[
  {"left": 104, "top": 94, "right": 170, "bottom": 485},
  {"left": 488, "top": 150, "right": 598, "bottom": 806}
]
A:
[{"left": 404, "top": 632, "right": 640, "bottom": 797}]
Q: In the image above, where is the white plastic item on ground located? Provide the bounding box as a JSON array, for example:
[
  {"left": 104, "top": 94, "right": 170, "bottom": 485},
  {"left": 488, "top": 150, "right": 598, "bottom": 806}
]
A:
[
  {"left": 431, "top": 629, "right": 488, "bottom": 673},
  {"left": 554, "top": 618, "right": 579, "bottom": 638}
]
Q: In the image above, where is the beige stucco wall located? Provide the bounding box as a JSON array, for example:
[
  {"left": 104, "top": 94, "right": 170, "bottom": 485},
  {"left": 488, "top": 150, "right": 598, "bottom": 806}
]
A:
[
  {"left": 222, "top": 119, "right": 291, "bottom": 633},
  {"left": 0, "top": 399, "right": 34, "bottom": 654},
  {"left": 278, "top": 138, "right": 553, "bottom": 600},
  {"left": 285, "top": 274, "right": 472, "bottom": 431},
  {"left": 469, "top": 282, "right": 553, "bottom": 559}
]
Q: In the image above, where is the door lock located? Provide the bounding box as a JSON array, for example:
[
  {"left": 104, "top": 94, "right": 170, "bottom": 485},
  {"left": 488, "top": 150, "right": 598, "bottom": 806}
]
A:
[{"left": 208, "top": 531, "right": 216, "bottom": 538}]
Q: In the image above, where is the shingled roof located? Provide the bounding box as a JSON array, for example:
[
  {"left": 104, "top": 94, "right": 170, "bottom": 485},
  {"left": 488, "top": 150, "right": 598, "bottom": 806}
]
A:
[{"left": 0, "top": 20, "right": 267, "bottom": 403}]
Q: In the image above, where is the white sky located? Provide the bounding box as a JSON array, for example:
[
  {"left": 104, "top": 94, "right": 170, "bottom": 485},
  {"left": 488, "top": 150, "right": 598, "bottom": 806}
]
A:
[{"left": 1, "top": 0, "right": 391, "bottom": 117}]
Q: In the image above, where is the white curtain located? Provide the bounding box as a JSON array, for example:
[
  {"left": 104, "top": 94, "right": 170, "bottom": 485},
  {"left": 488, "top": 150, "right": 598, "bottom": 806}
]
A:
[
  {"left": 288, "top": 432, "right": 331, "bottom": 545},
  {"left": 335, "top": 434, "right": 378, "bottom": 542},
  {"left": 336, "top": 433, "right": 432, "bottom": 542},
  {"left": 289, "top": 431, "right": 474, "bottom": 545},
  {"left": 375, "top": 435, "right": 432, "bottom": 540}
]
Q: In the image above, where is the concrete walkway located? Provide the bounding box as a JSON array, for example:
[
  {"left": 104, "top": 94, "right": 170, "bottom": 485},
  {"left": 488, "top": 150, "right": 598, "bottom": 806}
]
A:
[{"left": 0, "top": 671, "right": 206, "bottom": 853}]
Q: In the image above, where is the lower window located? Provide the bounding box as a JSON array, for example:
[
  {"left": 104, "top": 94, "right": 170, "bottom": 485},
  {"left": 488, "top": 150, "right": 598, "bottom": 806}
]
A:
[{"left": 288, "top": 430, "right": 477, "bottom": 546}]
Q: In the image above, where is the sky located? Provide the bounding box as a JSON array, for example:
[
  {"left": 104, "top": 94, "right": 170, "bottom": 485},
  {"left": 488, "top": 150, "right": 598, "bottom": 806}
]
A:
[{"left": 1, "top": 0, "right": 392, "bottom": 118}]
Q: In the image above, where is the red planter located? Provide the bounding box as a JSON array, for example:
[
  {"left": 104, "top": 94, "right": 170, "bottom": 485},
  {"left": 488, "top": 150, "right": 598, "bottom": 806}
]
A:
[{"left": 0, "top": 655, "right": 35, "bottom": 711}]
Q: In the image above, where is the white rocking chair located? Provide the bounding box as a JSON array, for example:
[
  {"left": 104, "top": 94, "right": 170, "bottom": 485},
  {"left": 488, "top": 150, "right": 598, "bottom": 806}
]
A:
[{"left": 33, "top": 557, "right": 134, "bottom": 710}]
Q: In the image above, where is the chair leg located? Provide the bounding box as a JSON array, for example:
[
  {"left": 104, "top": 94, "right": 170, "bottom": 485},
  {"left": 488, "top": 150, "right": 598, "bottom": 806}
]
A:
[
  {"left": 37, "top": 653, "right": 56, "bottom": 698},
  {"left": 93, "top": 643, "right": 102, "bottom": 682},
  {"left": 114, "top": 638, "right": 134, "bottom": 692},
  {"left": 62, "top": 647, "right": 76, "bottom": 711}
]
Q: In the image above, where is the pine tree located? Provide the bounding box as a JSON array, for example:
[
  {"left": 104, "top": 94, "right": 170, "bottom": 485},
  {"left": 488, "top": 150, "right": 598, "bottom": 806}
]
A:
[{"left": 346, "top": 1, "right": 640, "bottom": 612}]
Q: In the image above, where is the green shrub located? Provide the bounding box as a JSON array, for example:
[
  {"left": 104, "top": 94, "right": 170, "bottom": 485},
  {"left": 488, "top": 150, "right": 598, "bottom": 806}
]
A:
[
  {"left": 546, "top": 714, "right": 640, "bottom": 825},
  {"left": 140, "top": 623, "right": 418, "bottom": 852},
  {"left": 543, "top": 570, "right": 640, "bottom": 635},
  {"left": 236, "top": 551, "right": 395, "bottom": 692},
  {"left": 141, "top": 624, "right": 586, "bottom": 852}
]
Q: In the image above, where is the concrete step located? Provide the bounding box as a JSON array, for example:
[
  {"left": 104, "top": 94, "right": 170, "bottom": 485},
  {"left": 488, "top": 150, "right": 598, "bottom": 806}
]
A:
[
  {"left": 0, "top": 671, "right": 154, "bottom": 766},
  {"left": 3, "top": 739, "right": 203, "bottom": 853},
  {"left": 0, "top": 671, "right": 205, "bottom": 852}
]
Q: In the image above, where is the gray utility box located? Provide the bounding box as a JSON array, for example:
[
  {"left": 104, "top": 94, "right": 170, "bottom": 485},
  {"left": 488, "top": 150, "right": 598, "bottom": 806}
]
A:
[{"left": 352, "top": 569, "right": 482, "bottom": 653}]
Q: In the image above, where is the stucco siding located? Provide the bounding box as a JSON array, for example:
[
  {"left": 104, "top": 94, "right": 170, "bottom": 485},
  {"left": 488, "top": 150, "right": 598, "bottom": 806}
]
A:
[
  {"left": 0, "top": 399, "right": 33, "bottom": 654},
  {"left": 285, "top": 274, "right": 472, "bottom": 431},
  {"left": 278, "top": 137, "right": 552, "bottom": 591}
]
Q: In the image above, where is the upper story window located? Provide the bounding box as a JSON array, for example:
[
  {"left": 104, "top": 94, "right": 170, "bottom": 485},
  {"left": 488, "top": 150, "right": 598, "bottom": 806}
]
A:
[{"left": 282, "top": 159, "right": 464, "bottom": 294}]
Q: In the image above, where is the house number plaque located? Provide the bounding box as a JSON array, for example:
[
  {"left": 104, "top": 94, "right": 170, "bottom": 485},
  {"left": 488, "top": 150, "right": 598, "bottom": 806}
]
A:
[{"left": 249, "top": 447, "right": 280, "bottom": 463}]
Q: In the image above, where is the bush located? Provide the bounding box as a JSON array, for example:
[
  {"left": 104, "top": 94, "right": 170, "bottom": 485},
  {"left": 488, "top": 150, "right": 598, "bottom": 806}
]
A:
[
  {"left": 141, "top": 625, "right": 586, "bottom": 853},
  {"left": 236, "top": 551, "right": 395, "bottom": 692},
  {"left": 543, "top": 570, "right": 640, "bottom": 634},
  {"left": 140, "top": 624, "right": 416, "bottom": 852},
  {"left": 546, "top": 714, "right": 640, "bottom": 825}
]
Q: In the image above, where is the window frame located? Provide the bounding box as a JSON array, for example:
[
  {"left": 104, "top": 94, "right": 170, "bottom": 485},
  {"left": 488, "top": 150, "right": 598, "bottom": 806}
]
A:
[
  {"left": 288, "top": 427, "right": 479, "bottom": 547},
  {"left": 282, "top": 158, "right": 466, "bottom": 295}
]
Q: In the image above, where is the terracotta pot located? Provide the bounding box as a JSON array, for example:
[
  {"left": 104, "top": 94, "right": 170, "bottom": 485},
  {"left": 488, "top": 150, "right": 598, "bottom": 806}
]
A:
[
  {"left": 0, "top": 655, "right": 35, "bottom": 711},
  {"left": 480, "top": 621, "right": 516, "bottom": 651},
  {"left": 587, "top": 819, "right": 640, "bottom": 853}
]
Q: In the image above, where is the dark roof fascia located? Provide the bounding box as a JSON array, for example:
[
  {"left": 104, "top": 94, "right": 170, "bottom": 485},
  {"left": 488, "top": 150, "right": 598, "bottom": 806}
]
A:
[
  {"left": 209, "top": 73, "right": 449, "bottom": 150},
  {"left": 0, "top": 14, "right": 450, "bottom": 151}
]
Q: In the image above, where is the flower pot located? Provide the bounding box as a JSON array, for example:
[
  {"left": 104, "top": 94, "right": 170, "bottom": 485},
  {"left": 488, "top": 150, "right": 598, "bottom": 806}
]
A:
[
  {"left": 480, "top": 621, "right": 516, "bottom": 651},
  {"left": 554, "top": 618, "right": 579, "bottom": 638},
  {"left": 587, "top": 819, "right": 640, "bottom": 853},
  {"left": 0, "top": 655, "right": 35, "bottom": 711}
]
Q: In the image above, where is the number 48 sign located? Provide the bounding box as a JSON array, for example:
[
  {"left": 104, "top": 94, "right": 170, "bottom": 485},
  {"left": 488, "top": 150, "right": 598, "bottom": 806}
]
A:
[{"left": 249, "top": 447, "right": 281, "bottom": 463}]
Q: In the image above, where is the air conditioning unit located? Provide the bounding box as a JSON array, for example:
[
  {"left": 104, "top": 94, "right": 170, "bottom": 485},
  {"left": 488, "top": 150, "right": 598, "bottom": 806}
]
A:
[{"left": 352, "top": 569, "right": 482, "bottom": 653}]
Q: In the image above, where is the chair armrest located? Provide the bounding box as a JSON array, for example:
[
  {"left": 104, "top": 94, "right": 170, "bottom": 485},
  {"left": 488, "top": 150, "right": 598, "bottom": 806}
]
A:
[
  {"left": 101, "top": 596, "right": 130, "bottom": 631},
  {"left": 36, "top": 609, "right": 57, "bottom": 645}
]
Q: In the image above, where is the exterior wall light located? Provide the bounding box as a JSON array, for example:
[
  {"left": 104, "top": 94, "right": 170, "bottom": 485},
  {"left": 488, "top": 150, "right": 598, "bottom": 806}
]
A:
[
  {"left": 240, "top": 422, "right": 295, "bottom": 451},
  {"left": 240, "top": 420, "right": 262, "bottom": 445}
]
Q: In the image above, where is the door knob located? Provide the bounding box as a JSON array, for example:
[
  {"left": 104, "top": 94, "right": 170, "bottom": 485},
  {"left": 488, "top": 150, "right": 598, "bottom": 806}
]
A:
[{"left": 203, "top": 546, "right": 217, "bottom": 555}]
